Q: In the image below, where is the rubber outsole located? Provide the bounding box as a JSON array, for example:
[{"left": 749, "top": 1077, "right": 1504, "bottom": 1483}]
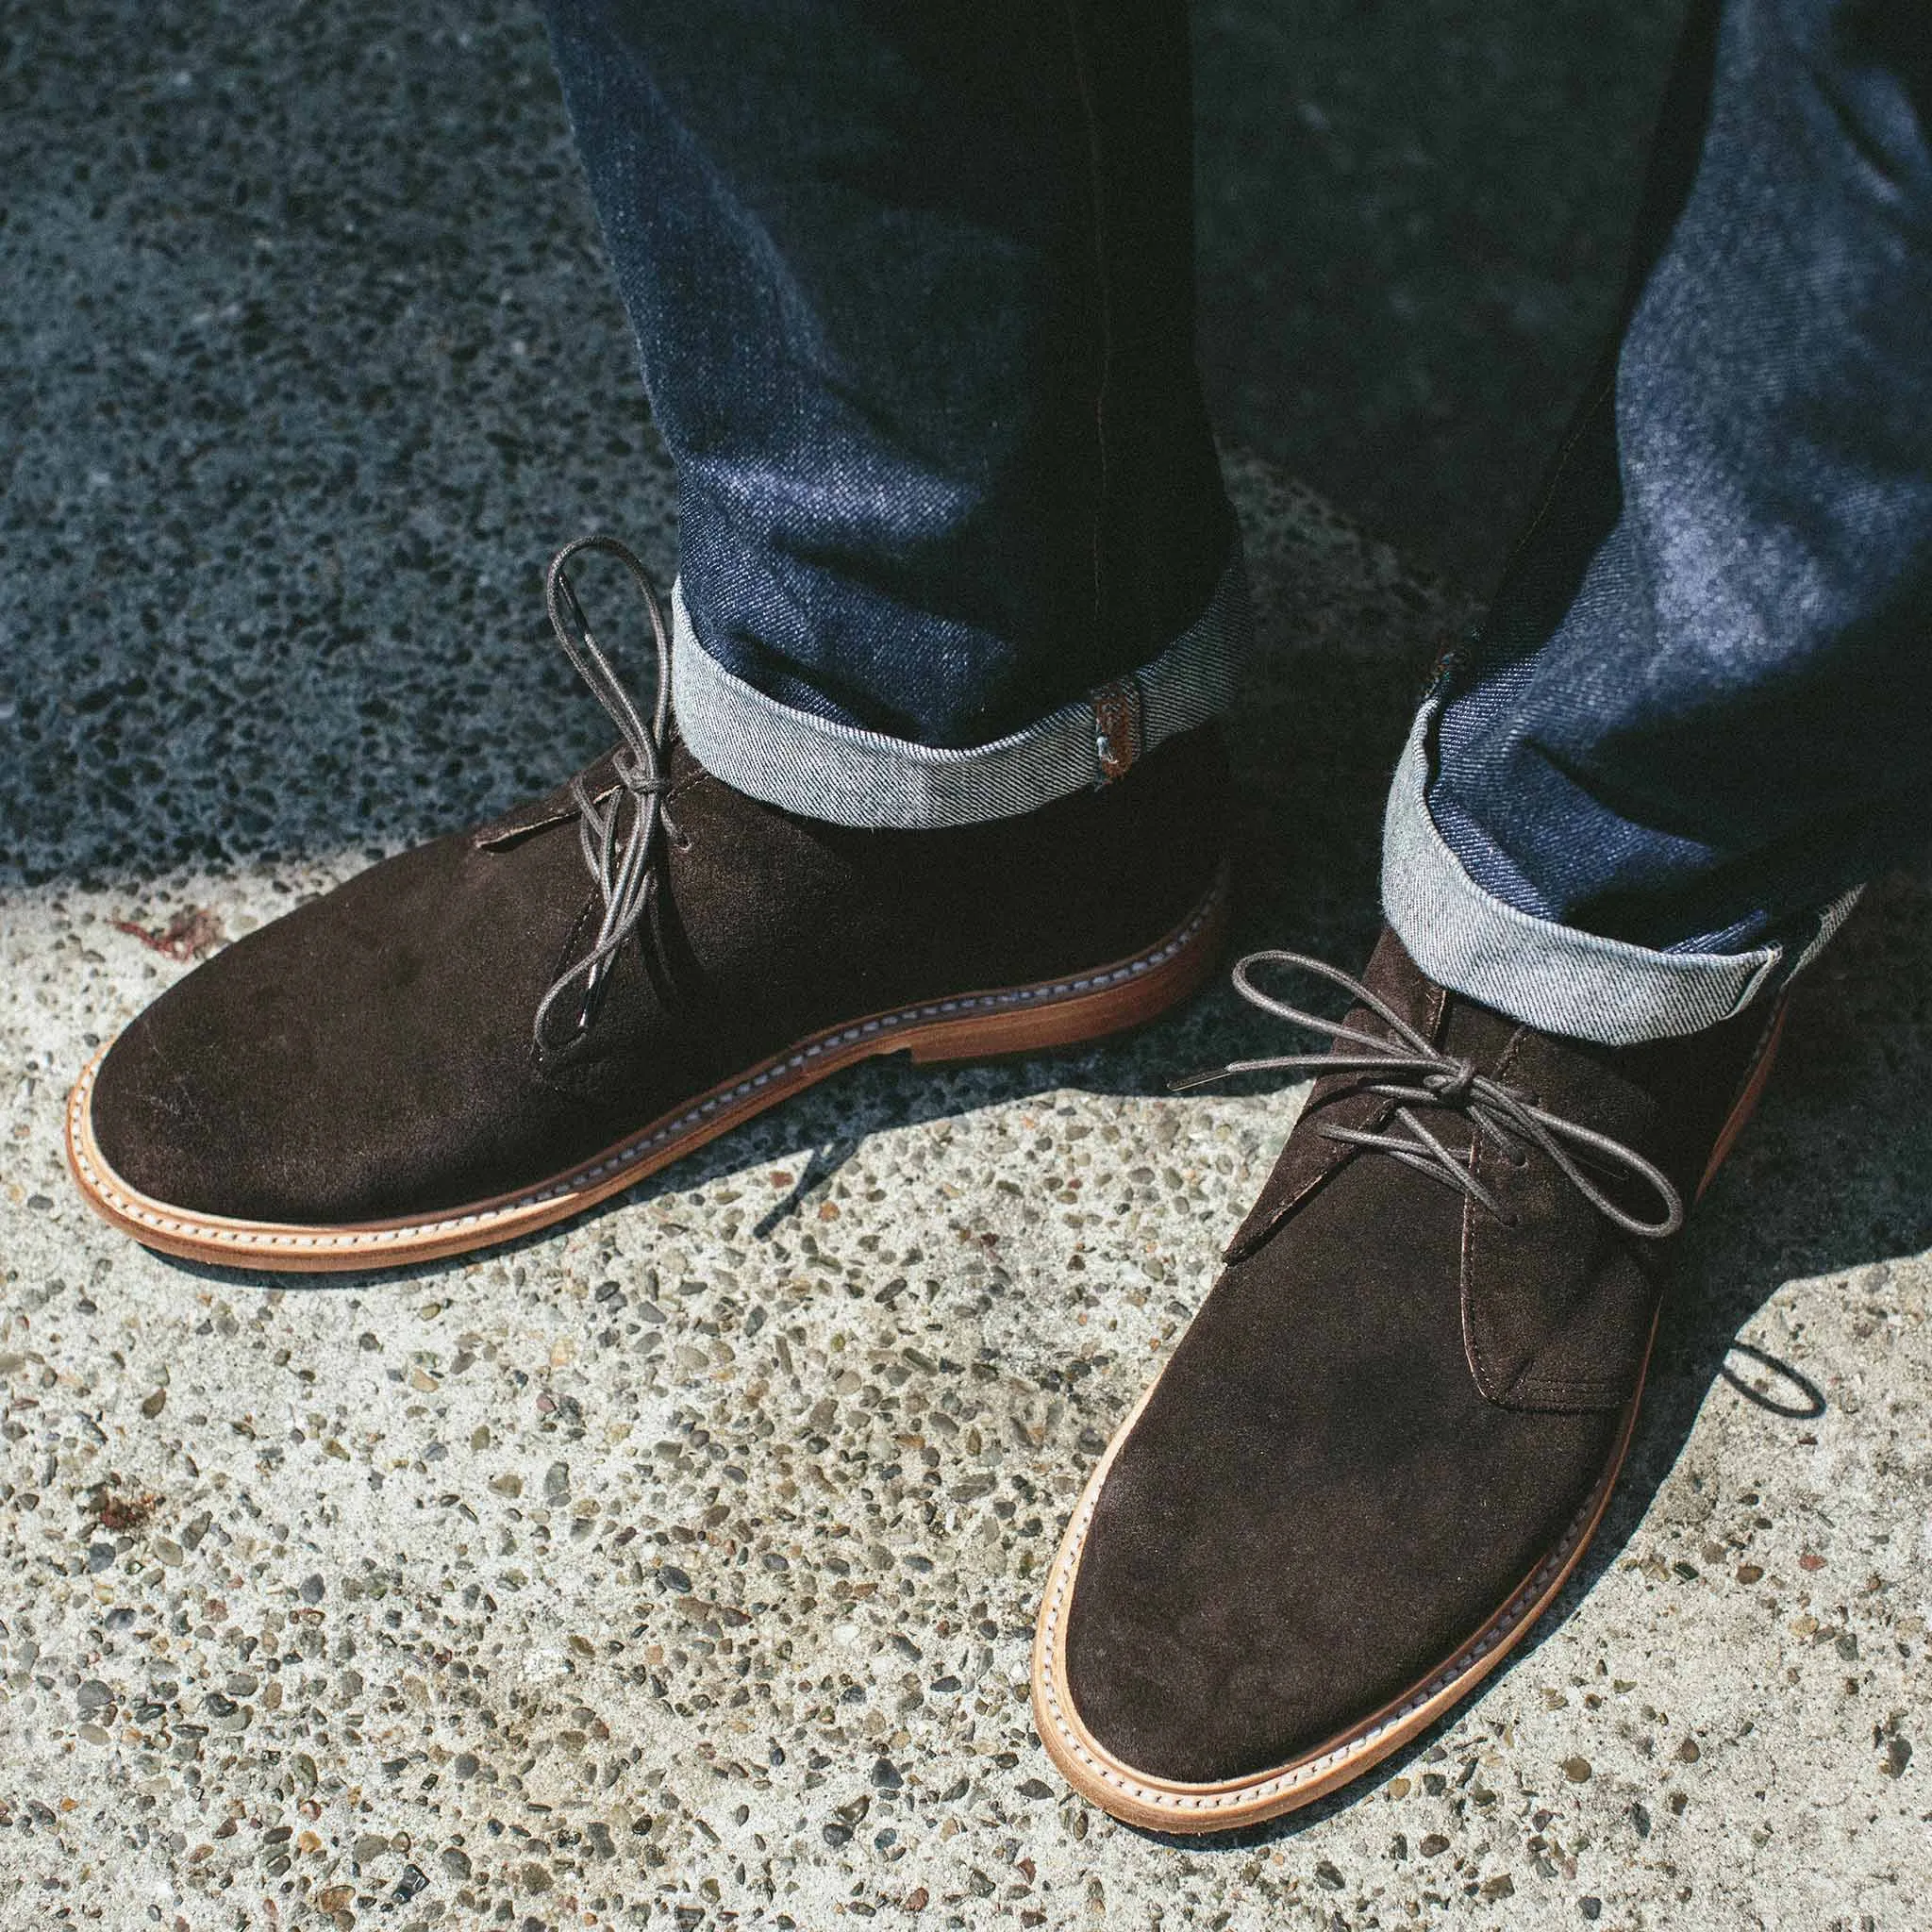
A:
[
  {"left": 66, "top": 863, "right": 1230, "bottom": 1274},
  {"left": 1030, "top": 996, "right": 1788, "bottom": 1833}
]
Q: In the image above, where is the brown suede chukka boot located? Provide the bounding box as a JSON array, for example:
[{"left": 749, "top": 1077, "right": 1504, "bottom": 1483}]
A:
[
  {"left": 1032, "top": 924, "right": 1787, "bottom": 1831},
  {"left": 68, "top": 539, "right": 1230, "bottom": 1272}
]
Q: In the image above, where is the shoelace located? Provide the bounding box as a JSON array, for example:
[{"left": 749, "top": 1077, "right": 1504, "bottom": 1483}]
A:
[
  {"left": 1174, "top": 950, "right": 1684, "bottom": 1239},
  {"left": 530, "top": 535, "right": 676, "bottom": 1049}
]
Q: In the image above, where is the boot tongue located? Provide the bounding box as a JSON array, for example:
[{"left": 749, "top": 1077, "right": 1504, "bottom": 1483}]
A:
[{"left": 1222, "top": 925, "right": 1450, "bottom": 1263}]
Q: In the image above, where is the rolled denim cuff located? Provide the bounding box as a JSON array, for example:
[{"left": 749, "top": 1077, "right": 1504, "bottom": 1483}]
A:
[
  {"left": 1383, "top": 700, "right": 1861, "bottom": 1045},
  {"left": 669, "top": 552, "right": 1252, "bottom": 828}
]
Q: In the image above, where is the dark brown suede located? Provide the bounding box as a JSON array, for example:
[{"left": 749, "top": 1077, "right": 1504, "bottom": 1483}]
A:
[
  {"left": 84, "top": 724, "right": 1226, "bottom": 1234},
  {"left": 1055, "top": 926, "right": 1780, "bottom": 1791}
]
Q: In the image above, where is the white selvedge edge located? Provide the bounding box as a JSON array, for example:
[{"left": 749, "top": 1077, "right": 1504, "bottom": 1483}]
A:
[{"left": 70, "top": 878, "right": 1222, "bottom": 1258}]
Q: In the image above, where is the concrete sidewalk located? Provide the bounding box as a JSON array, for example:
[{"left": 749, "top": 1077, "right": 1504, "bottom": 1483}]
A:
[{"left": 4, "top": 5, "right": 1928, "bottom": 1927}]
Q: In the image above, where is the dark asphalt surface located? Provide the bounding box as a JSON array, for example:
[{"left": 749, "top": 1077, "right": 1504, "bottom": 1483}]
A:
[{"left": 1194, "top": 1, "right": 1687, "bottom": 584}]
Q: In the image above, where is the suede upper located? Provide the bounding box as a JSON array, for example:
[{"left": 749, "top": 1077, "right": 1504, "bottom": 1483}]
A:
[
  {"left": 1061, "top": 926, "right": 1776, "bottom": 1785},
  {"left": 89, "top": 727, "right": 1226, "bottom": 1226}
]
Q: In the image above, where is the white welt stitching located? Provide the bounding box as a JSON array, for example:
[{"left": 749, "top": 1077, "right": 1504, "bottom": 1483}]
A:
[{"left": 1035, "top": 1448, "right": 1613, "bottom": 1815}]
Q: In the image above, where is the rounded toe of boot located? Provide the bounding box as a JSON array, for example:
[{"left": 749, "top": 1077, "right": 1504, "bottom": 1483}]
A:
[
  {"left": 1034, "top": 1159, "right": 1627, "bottom": 1832},
  {"left": 70, "top": 829, "right": 580, "bottom": 1250},
  {"left": 1041, "top": 1376, "right": 1621, "bottom": 1830},
  {"left": 81, "top": 975, "right": 281, "bottom": 1229}
]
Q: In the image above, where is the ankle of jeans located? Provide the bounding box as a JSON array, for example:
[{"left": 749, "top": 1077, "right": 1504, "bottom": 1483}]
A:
[
  {"left": 668, "top": 550, "right": 1251, "bottom": 829},
  {"left": 1382, "top": 700, "right": 1860, "bottom": 1045}
]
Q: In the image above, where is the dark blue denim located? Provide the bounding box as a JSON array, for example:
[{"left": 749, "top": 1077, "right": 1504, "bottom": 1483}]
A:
[
  {"left": 1430, "top": 0, "right": 1932, "bottom": 954},
  {"left": 546, "top": 0, "right": 1930, "bottom": 955},
  {"left": 540, "top": 0, "right": 1234, "bottom": 749}
]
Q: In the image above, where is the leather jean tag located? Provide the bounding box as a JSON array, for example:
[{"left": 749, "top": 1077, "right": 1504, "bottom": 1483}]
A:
[{"left": 1091, "top": 676, "right": 1145, "bottom": 783}]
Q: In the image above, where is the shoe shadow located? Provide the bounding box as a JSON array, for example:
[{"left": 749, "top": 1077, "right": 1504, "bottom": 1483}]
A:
[{"left": 1120, "top": 871, "right": 1932, "bottom": 1850}]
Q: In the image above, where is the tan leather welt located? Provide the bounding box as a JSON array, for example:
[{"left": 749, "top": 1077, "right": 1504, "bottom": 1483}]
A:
[{"left": 1031, "top": 1349, "right": 1646, "bottom": 1834}]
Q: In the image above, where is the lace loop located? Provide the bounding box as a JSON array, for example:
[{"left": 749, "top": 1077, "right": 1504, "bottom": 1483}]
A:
[
  {"left": 530, "top": 536, "right": 675, "bottom": 1050},
  {"left": 1175, "top": 950, "right": 1685, "bottom": 1240}
]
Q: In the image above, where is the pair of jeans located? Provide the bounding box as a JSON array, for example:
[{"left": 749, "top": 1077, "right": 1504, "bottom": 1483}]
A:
[
  {"left": 1391, "top": 0, "right": 1930, "bottom": 1041},
  {"left": 540, "top": 0, "right": 1248, "bottom": 828},
  {"left": 541, "top": 0, "right": 1932, "bottom": 1045}
]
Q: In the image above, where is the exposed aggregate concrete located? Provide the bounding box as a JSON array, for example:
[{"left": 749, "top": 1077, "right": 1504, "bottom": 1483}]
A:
[{"left": 4, "top": 5, "right": 1930, "bottom": 1928}]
